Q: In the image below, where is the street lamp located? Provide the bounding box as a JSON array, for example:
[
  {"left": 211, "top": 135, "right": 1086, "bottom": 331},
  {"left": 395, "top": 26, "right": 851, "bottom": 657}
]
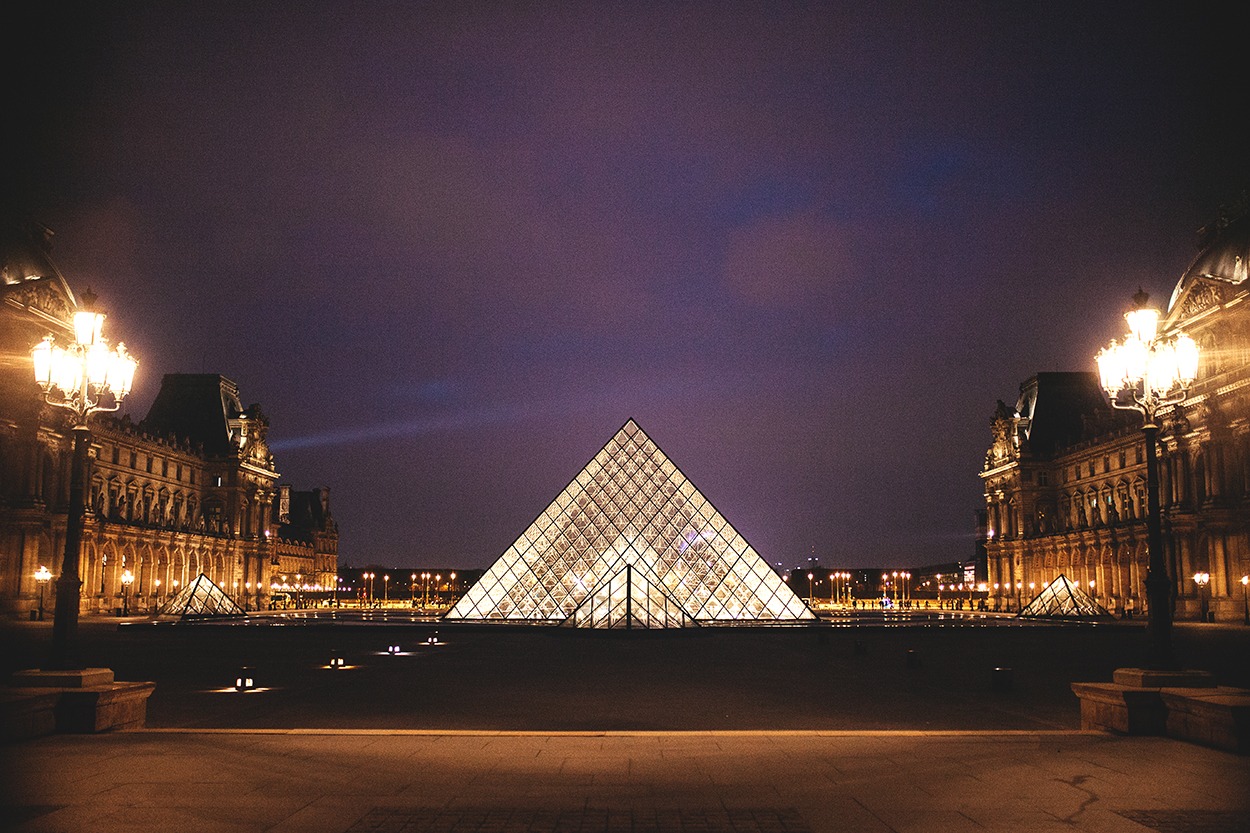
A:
[
  {"left": 1193, "top": 572, "right": 1210, "bottom": 623},
  {"left": 1096, "top": 289, "right": 1199, "bottom": 667},
  {"left": 807, "top": 572, "right": 814, "bottom": 603},
  {"left": 34, "top": 566, "right": 52, "bottom": 621},
  {"left": 31, "top": 300, "right": 138, "bottom": 667},
  {"left": 383, "top": 574, "right": 390, "bottom": 606},
  {"left": 120, "top": 569, "right": 134, "bottom": 616},
  {"left": 422, "top": 571, "right": 431, "bottom": 607},
  {"left": 1241, "top": 575, "right": 1249, "bottom": 626},
  {"left": 410, "top": 572, "right": 417, "bottom": 607}
]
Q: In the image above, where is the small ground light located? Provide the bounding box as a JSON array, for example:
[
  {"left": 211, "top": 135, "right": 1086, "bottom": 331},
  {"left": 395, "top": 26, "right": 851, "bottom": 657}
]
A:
[
  {"left": 329, "top": 656, "right": 346, "bottom": 668},
  {"left": 426, "top": 631, "right": 439, "bottom": 645},
  {"left": 235, "top": 667, "right": 255, "bottom": 691},
  {"left": 387, "top": 644, "right": 401, "bottom": 654}
]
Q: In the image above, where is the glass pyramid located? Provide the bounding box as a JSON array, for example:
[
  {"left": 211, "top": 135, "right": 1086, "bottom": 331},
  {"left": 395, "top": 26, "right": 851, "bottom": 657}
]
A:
[
  {"left": 1017, "top": 574, "right": 1111, "bottom": 619},
  {"left": 158, "top": 573, "right": 247, "bottom": 618},
  {"left": 447, "top": 419, "right": 815, "bottom": 627}
]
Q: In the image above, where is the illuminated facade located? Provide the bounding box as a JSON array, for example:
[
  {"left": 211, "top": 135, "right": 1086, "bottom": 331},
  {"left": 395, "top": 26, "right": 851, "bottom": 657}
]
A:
[
  {"left": 0, "top": 218, "right": 337, "bottom": 617},
  {"left": 982, "top": 205, "right": 1250, "bottom": 621},
  {"left": 448, "top": 419, "right": 815, "bottom": 627}
]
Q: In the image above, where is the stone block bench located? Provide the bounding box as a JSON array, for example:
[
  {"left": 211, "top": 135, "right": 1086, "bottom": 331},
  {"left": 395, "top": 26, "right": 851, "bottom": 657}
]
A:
[
  {"left": 3, "top": 668, "right": 155, "bottom": 741},
  {"left": 1072, "top": 669, "right": 1249, "bottom": 754}
]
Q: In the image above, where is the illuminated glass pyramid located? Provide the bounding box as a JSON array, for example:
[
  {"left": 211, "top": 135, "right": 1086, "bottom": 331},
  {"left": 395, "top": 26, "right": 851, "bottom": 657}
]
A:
[
  {"left": 1017, "top": 574, "right": 1111, "bottom": 619},
  {"left": 447, "top": 419, "right": 815, "bottom": 627},
  {"left": 158, "top": 573, "right": 246, "bottom": 618}
]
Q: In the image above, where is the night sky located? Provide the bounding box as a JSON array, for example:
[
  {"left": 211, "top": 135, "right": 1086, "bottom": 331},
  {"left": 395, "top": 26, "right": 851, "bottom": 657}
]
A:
[{"left": 8, "top": 2, "right": 1246, "bottom": 572}]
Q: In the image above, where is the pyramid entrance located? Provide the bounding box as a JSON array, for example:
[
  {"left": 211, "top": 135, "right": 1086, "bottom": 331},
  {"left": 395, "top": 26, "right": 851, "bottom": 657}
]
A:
[
  {"left": 157, "top": 573, "right": 246, "bottom": 619},
  {"left": 446, "top": 419, "right": 815, "bottom": 627},
  {"left": 1018, "top": 574, "right": 1112, "bottom": 620}
]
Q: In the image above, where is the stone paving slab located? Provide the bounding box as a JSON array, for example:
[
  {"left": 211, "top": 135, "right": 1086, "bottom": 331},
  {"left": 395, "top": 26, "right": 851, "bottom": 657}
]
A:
[{"left": 3, "top": 730, "right": 1248, "bottom": 833}]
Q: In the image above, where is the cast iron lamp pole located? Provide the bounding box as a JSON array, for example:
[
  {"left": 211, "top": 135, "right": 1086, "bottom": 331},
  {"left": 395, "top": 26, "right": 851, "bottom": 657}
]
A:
[
  {"left": 120, "top": 569, "right": 134, "bottom": 616},
  {"left": 35, "top": 565, "right": 51, "bottom": 621},
  {"left": 31, "top": 301, "right": 138, "bottom": 668},
  {"left": 1096, "top": 289, "right": 1199, "bottom": 669},
  {"left": 1193, "top": 572, "right": 1210, "bottom": 623}
]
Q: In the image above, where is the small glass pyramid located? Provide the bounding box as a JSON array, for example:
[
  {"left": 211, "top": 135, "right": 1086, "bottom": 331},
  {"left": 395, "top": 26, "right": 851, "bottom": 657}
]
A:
[
  {"left": 158, "top": 573, "right": 247, "bottom": 618},
  {"left": 1017, "top": 574, "right": 1111, "bottom": 619},
  {"left": 447, "top": 419, "right": 815, "bottom": 627}
]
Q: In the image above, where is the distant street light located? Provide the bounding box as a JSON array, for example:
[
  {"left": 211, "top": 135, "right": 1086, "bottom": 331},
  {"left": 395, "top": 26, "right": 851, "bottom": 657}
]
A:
[
  {"left": 120, "top": 569, "right": 134, "bottom": 616},
  {"left": 1241, "top": 575, "right": 1249, "bottom": 626},
  {"left": 1096, "top": 289, "right": 1199, "bottom": 668},
  {"left": 383, "top": 574, "right": 390, "bottom": 605},
  {"left": 34, "top": 566, "right": 52, "bottom": 621},
  {"left": 410, "top": 572, "right": 417, "bottom": 607},
  {"left": 31, "top": 298, "right": 137, "bottom": 667},
  {"left": 808, "top": 572, "right": 814, "bottom": 603}
]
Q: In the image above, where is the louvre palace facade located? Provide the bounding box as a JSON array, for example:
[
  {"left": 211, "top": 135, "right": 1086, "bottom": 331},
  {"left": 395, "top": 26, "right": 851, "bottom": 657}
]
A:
[
  {"left": 0, "top": 218, "right": 337, "bottom": 618},
  {"left": 982, "top": 205, "right": 1249, "bottom": 621}
]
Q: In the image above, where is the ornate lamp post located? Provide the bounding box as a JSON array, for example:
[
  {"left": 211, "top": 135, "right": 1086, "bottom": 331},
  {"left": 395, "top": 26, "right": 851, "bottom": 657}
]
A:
[
  {"left": 1193, "top": 572, "right": 1210, "bottom": 623},
  {"left": 1096, "top": 289, "right": 1199, "bottom": 667},
  {"left": 34, "top": 565, "right": 52, "bottom": 621},
  {"left": 120, "top": 569, "right": 134, "bottom": 616},
  {"left": 31, "top": 301, "right": 138, "bottom": 668}
]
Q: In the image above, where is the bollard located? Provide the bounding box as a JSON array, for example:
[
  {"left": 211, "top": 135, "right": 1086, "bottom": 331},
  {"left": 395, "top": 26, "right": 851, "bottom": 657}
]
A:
[
  {"left": 992, "top": 667, "right": 1013, "bottom": 692},
  {"left": 235, "top": 667, "right": 256, "bottom": 691}
]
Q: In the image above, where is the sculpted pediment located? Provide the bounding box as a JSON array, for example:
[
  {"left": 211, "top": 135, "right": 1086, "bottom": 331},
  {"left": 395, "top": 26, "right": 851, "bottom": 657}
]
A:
[{"left": 2, "top": 277, "right": 74, "bottom": 328}]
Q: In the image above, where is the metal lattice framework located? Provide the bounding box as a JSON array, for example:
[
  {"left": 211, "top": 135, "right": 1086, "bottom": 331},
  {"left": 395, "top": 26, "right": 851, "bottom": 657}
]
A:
[
  {"left": 158, "top": 573, "right": 246, "bottom": 618},
  {"left": 1018, "top": 574, "right": 1111, "bottom": 620},
  {"left": 447, "top": 419, "right": 815, "bottom": 627}
]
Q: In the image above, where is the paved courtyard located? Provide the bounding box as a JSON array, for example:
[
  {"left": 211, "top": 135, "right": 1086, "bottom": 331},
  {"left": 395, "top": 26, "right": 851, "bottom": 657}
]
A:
[
  {"left": 5, "top": 730, "right": 1249, "bottom": 832},
  {"left": 3, "top": 616, "right": 1248, "bottom": 832}
]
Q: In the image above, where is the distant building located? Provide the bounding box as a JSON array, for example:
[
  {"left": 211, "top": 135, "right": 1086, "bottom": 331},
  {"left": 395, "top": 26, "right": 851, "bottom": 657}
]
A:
[
  {"left": 982, "top": 204, "right": 1250, "bottom": 620},
  {"left": 0, "top": 217, "right": 337, "bottom": 617}
]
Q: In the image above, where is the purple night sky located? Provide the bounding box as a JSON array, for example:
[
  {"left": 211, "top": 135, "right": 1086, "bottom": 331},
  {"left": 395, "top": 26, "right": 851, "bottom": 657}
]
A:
[{"left": 8, "top": 2, "right": 1245, "bottom": 571}]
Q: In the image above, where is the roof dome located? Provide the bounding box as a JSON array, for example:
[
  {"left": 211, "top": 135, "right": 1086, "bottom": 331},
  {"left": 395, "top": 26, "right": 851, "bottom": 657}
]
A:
[{"left": 1169, "top": 199, "right": 1250, "bottom": 311}]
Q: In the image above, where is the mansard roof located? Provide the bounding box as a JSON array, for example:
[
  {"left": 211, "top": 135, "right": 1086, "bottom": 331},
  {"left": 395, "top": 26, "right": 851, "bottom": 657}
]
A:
[
  {"left": 140, "top": 374, "right": 247, "bottom": 455},
  {"left": 278, "top": 487, "right": 336, "bottom": 544},
  {"left": 0, "top": 216, "right": 79, "bottom": 334},
  {"left": 1168, "top": 199, "right": 1249, "bottom": 312},
  {"left": 1014, "top": 372, "right": 1126, "bottom": 458}
]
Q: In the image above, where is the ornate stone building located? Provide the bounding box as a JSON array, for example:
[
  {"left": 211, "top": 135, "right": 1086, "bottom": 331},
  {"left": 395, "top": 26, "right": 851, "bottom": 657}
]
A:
[
  {"left": 982, "top": 207, "right": 1250, "bottom": 620},
  {"left": 1, "top": 218, "right": 337, "bottom": 617}
]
